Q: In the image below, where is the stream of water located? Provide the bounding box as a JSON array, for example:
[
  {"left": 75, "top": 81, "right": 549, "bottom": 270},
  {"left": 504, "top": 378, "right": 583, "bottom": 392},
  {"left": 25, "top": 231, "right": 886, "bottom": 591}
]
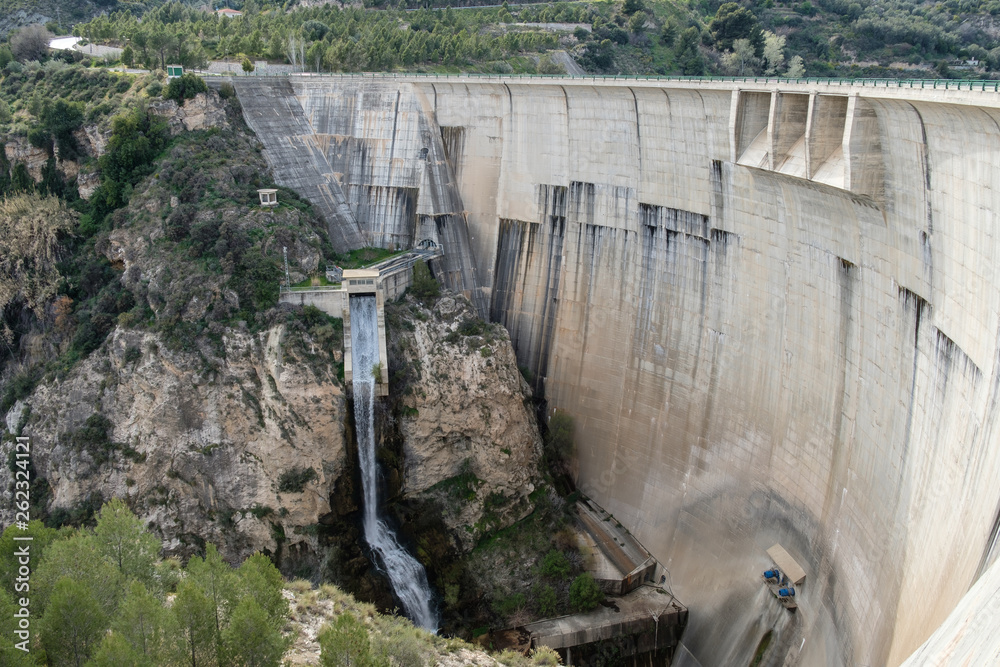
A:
[{"left": 349, "top": 294, "right": 438, "bottom": 631}]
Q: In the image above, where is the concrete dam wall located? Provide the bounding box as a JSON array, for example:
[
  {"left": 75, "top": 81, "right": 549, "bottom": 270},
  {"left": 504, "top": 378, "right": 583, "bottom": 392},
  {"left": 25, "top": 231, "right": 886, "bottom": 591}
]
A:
[{"left": 233, "top": 75, "right": 1000, "bottom": 666}]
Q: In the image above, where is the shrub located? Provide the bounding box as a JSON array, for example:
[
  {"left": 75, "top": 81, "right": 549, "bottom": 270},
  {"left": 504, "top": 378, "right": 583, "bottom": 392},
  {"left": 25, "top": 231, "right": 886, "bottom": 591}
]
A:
[
  {"left": 0, "top": 367, "right": 40, "bottom": 413},
  {"left": 92, "top": 107, "right": 168, "bottom": 221},
  {"left": 165, "top": 73, "right": 207, "bottom": 106},
  {"left": 540, "top": 549, "right": 571, "bottom": 579},
  {"left": 533, "top": 583, "right": 558, "bottom": 617},
  {"left": 493, "top": 592, "right": 526, "bottom": 617},
  {"left": 457, "top": 318, "right": 486, "bottom": 337},
  {"left": 544, "top": 411, "right": 575, "bottom": 472},
  {"left": 278, "top": 466, "right": 318, "bottom": 493},
  {"left": 11, "top": 25, "right": 52, "bottom": 63},
  {"left": 409, "top": 260, "right": 439, "bottom": 302},
  {"left": 569, "top": 573, "right": 603, "bottom": 611},
  {"left": 319, "top": 612, "right": 376, "bottom": 667},
  {"left": 123, "top": 347, "right": 141, "bottom": 364}
]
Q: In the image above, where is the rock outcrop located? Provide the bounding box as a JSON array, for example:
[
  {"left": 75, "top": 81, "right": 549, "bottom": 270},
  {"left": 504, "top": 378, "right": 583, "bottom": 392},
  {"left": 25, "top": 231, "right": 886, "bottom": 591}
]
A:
[
  {"left": 148, "top": 91, "right": 229, "bottom": 134},
  {"left": 1, "top": 324, "right": 346, "bottom": 565},
  {"left": 390, "top": 294, "right": 543, "bottom": 550}
]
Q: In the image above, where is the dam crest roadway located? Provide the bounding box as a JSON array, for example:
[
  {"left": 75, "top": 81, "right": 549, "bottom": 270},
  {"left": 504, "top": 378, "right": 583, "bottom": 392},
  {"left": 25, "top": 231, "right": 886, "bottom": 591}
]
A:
[{"left": 225, "top": 72, "right": 1000, "bottom": 667}]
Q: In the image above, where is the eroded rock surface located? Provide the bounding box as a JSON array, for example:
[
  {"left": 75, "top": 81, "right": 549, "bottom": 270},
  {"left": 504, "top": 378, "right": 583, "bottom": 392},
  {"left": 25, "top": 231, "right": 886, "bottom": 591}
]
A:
[
  {"left": 2, "top": 324, "right": 345, "bottom": 564},
  {"left": 390, "top": 294, "right": 542, "bottom": 550}
]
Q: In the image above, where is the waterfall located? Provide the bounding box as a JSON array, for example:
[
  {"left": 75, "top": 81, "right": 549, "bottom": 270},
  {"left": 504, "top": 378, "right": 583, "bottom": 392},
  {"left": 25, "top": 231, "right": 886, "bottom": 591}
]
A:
[{"left": 348, "top": 294, "right": 438, "bottom": 631}]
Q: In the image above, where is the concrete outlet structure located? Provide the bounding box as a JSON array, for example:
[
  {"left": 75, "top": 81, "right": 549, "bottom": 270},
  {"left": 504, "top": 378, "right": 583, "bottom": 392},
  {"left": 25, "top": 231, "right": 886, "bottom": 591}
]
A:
[
  {"left": 236, "top": 74, "right": 1000, "bottom": 666},
  {"left": 279, "top": 268, "right": 389, "bottom": 397}
]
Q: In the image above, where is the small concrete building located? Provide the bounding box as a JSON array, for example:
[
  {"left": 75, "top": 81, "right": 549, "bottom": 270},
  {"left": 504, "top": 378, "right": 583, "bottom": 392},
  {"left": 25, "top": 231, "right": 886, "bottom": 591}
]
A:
[{"left": 257, "top": 189, "right": 278, "bottom": 207}]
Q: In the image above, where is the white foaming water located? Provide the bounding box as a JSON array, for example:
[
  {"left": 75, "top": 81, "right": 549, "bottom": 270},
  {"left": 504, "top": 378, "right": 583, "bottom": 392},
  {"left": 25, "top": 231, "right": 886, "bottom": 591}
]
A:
[{"left": 349, "top": 295, "right": 438, "bottom": 631}]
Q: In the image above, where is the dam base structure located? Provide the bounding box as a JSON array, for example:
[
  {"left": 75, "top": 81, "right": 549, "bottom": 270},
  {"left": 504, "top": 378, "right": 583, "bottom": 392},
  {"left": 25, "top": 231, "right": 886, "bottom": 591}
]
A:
[{"left": 231, "top": 74, "right": 1000, "bottom": 666}]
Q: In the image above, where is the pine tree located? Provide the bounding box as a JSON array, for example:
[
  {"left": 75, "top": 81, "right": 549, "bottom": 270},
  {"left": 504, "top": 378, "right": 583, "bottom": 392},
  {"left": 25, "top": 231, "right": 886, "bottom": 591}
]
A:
[
  {"left": 221, "top": 598, "right": 289, "bottom": 667},
  {"left": 39, "top": 577, "right": 108, "bottom": 666},
  {"left": 112, "top": 581, "right": 171, "bottom": 662},
  {"left": 88, "top": 633, "right": 145, "bottom": 667},
  {"left": 187, "top": 544, "right": 236, "bottom": 652},
  {"left": 10, "top": 163, "right": 33, "bottom": 193},
  {"left": 93, "top": 497, "right": 160, "bottom": 588},
  {"left": 234, "top": 553, "right": 288, "bottom": 625},
  {"left": 0, "top": 588, "right": 35, "bottom": 665},
  {"left": 33, "top": 533, "right": 123, "bottom": 618},
  {"left": 172, "top": 580, "right": 216, "bottom": 667},
  {"left": 319, "top": 612, "right": 383, "bottom": 667}
]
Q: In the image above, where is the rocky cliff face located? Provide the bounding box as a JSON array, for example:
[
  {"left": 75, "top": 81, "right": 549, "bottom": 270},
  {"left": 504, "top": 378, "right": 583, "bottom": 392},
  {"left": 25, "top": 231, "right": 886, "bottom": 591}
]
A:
[
  {"left": 388, "top": 293, "right": 543, "bottom": 551},
  {"left": 0, "top": 288, "right": 542, "bottom": 576},
  {"left": 2, "top": 88, "right": 227, "bottom": 201},
  {"left": 1, "top": 322, "right": 346, "bottom": 565},
  {"left": 148, "top": 92, "right": 230, "bottom": 134}
]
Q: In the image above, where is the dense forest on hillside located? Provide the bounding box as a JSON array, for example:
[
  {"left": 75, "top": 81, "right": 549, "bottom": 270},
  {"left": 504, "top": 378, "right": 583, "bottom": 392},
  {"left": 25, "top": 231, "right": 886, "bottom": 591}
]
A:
[{"left": 1, "top": 0, "right": 997, "bottom": 77}]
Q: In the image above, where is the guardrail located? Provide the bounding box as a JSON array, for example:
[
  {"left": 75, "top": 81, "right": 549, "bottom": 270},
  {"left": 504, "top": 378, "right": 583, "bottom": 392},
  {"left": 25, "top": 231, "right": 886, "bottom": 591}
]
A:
[
  {"left": 198, "top": 69, "right": 1000, "bottom": 92},
  {"left": 279, "top": 284, "right": 342, "bottom": 293}
]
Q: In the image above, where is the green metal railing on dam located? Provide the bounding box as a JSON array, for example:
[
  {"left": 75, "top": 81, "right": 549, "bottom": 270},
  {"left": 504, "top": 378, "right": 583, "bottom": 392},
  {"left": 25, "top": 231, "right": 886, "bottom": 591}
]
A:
[{"left": 200, "top": 69, "right": 1000, "bottom": 92}]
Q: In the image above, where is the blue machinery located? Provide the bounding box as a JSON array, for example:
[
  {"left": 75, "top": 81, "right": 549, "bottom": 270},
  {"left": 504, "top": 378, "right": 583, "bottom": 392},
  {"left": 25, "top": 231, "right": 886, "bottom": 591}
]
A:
[{"left": 761, "top": 567, "right": 798, "bottom": 610}]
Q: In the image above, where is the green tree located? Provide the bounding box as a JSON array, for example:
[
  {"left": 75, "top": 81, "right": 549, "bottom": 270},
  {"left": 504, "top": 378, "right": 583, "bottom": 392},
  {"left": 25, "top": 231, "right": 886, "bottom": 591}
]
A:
[
  {"left": 627, "top": 12, "right": 646, "bottom": 35},
  {"left": 319, "top": 612, "right": 383, "bottom": 667},
  {"left": 43, "top": 99, "right": 85, "bottom": 159},
  {"left": 410, "top": 260, "right": 439, "bottom": 303},
  {"left": 93, "top": 498, "right": 160, "bottom": 586},
  {"left": 111, "top": 581, "right": 171, "bottom": 663},
  {"left": 122, "top": 45, "right": 135, "bottom": 68},
  {"left": 545, "top": 411, "right": 575, "bottom": 472},
  {"left": 234, "top": 553, "right": 288, "bottom": 625},
  {"left": 165, "top": 73, "right": 208, "bottom": 105},
  {"left": 33, "top": 533, "right": 123, "bottom": 617},
  {"left": 0, "top": 588, "right": 35, "bottom": 665},
  {"left": 302, "top": 20, "right": 330, "bottom": 41},
  {"left": 540, "top": 549, "right": 571, "bottom": 579},
  {"left": 172, "top": 580, "right": 217, "bottom": 667},
  {"left": 307, "top": 41, "right": 325, "bottom": 72},
  {"left": 533, "top": 583, "right": 558, "bottom": 617},
  {"left": 0, "top": 99, "right": 11, "bottom": 123},
  {"left": 675, "top": 27, "right": 705, "bottom": 75},
  {"left": 722, "top": 38, "right": 760, "bottom": 75},
  {"left": 242, "top": 56, "right": 255, "bottom": 73},
  {"left": 230, "top": 246, "right": 282, "bottom": 315},
  {"left": 39, "top": 577, "right": 108, "bottom": 666},
  {"left": 762, "top": 31, "right": 786, "bottom": 75},
  {"left": 786, "top": 55, "right": 805, "bottom": 78},
  {"left": 88, "top": 633, "right": 144, "bottom": 667},
  {"left": 709, "top": 3, "right": 763, "bottom": 54},
  {"left": 92, "top": 107, "right": 168, "bottom": 220},
  {"left": 39, "top": 157, "right": 65, "bottom": 198},
  {"left": 10, "top": 163, "right": 34, "bottom": 193},
  {"left": 622, "top": 0, "right": 644, "bottom": 15},
  {"left": 659, "top": 21, "right": 677, "bottom": 47},
  {"left": 148, "top": 28, "right": 174, "bottom": 70},
  {"left": 187, "top": 544, "right": 236, "bottom": 646},
  {"left": 0, "top": 520, "right": 60, "bottom": 594},
  {"left": 221, "top": 598, "right": 289, "bottom": 667},
  {"left": 569, "top": 573, "right": 604, "bottom": 612}
]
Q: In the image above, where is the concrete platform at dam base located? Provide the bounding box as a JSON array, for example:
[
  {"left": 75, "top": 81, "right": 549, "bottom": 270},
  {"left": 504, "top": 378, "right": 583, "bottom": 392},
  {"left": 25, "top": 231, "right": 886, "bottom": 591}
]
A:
[
  {"left": 229, "top": 72, "right": 1000, "bottom": 666},
  {"left": 521, "top": 585, "right": 688, "bottom": 666}
]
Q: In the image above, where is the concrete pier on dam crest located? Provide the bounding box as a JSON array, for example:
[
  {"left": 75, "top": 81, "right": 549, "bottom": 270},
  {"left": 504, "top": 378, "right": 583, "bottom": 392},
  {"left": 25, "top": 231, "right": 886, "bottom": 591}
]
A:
[{"left": 228, "top": 74, "right": 1000, "bottom": 666}]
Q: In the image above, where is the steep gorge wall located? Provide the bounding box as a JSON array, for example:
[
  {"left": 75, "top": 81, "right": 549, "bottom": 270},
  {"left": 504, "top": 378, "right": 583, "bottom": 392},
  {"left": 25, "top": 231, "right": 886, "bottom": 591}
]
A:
[{"left": 236, "top": 77, "right": 1000, "bottom": 666}]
